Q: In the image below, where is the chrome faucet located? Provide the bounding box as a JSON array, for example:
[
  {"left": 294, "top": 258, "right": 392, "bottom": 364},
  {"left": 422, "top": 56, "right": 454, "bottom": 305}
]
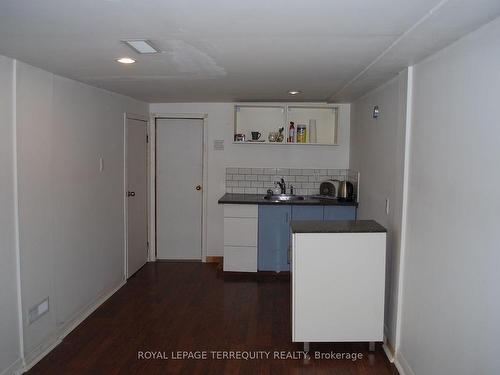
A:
[{"left": 277, "top": 178, "right": 286, "bottom": 194}]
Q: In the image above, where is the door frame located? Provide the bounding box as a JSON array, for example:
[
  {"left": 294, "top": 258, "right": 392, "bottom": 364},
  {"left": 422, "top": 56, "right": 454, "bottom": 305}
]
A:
[
  {"left": 150, "top": 113, "right": 208, "bottom": 262},
  {"left": 124, "top": 113, "right": 150, "bottom": 278}
]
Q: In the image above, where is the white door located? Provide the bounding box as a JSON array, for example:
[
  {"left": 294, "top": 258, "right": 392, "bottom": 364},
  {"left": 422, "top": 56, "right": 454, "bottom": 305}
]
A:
[
  {"left": 126, "top": 117, "right": 148, "bottom": 278},
  {"left": 156, "top": 118, "right": 203, "bottom": 260}
]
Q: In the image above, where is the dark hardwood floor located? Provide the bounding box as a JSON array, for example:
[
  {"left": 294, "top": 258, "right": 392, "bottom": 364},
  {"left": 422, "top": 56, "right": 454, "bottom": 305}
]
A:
[{"left": 27, "top": 263, "right": 399, "bottom": 375}]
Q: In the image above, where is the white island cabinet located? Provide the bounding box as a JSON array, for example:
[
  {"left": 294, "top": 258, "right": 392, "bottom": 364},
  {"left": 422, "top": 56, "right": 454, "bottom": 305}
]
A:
[
  {"left": 291, "top": 220, "right": 386, "bottom": 348},
  {"left": 223, "top": 204, "right": 258, "bottom": 272}
]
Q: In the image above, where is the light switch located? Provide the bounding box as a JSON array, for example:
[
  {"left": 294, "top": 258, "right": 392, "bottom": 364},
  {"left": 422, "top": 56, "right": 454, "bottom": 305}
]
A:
[
  {"left": 28, "top": 297, "right": 49, "bottom": 324},
  {"left": 38, "top": 299, "right": 49, "bottom": 315},
  {"left": 99, "top": 157, "right": 104, "bottom": 172},
  {"left": 385, "top": 198, "right": 390, "bottom": 215}
]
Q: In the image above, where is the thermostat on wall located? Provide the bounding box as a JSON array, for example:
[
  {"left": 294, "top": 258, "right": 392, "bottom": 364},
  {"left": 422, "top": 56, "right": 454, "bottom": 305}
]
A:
[{"left": 214, "top": 140, "right": 224, "bottom": 150}]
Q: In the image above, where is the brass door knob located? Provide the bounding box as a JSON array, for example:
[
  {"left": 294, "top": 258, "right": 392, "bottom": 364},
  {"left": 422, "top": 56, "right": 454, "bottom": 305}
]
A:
[
  {"left": 127, "top": 191, "right": 136, "bottom": 197},
  {"left": 195, "top": 185, "right": 202, "bottom": 191}
]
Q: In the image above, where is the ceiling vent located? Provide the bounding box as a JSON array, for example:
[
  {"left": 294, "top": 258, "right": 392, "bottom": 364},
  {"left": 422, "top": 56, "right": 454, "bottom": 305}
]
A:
[{"left": 122, "top": 40, "right": 161, "bottom": 54}]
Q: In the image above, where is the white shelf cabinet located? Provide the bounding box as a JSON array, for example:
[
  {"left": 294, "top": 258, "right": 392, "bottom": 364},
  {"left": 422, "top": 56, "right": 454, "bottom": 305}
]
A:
[
  {"left": 292, "top": 232, "right": 386, "bottom": 343},
  {"left": 223, "top": 204, "right": 258, "bottom": 272},
  {"left": 287, "top": 106, "right": 338, "bottom": 144},
  {"left": 234, "top": 104, "right": 338, "bottom": 145}
]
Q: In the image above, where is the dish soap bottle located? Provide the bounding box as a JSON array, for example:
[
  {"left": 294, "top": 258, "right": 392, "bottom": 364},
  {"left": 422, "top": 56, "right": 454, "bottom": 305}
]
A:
[
  {"left": 273, "top": 182, "right": 281, "bottom": 195},
  {"left": 288, "top": 121, "right": 295, "bottom": 143}
]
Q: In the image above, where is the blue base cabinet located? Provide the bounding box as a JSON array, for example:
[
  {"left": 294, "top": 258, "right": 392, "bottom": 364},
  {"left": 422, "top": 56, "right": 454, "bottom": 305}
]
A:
[
  {"left": 258, "top": 206, "right": 291, "bottom": 272},
  {"left": 323, "top": 206, "right": 357, "bottom": 220},
  {"left": 258, "top": 205, "right": 357, "bottom": 272},
  {"left": 291, "top": 206, "right": 324, "bottom": 221}
]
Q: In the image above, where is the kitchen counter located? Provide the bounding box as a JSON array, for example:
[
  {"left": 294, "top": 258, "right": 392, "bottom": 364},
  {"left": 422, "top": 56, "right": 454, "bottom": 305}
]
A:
[
  {"left": 218, "top": 193, "right": 358, "bottom": 206},
  {"left": 291, "top": 219, "right": 386, "bottom": 233}
]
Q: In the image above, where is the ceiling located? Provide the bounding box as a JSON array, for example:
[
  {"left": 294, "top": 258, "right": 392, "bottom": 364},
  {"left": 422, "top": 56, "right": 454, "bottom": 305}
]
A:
[{"left": 0, "top": 0, "right": 499, "bottom": 103}]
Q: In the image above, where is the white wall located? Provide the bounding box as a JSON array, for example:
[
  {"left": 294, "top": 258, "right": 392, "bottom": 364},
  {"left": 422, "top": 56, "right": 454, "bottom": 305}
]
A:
[
  {"left": 349, "top": 71, "right": 407, "bottom": 349},
  {"left": 398, "top": 16, "right": 500, "bottom": 375},
  {"left": 150, "top": 102, "right": 351, "bottom": 257},
  {"left": 14, "top": 60, "right": 148, "bottom": 363},
  {"left": 0, "top": 56, "right": 22, "bottom": 375}
]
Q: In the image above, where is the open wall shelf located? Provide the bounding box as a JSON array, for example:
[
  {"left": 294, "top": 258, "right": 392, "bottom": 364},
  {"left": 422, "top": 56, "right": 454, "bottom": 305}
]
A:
[{"left": 234, "top": 104, "right": 338, "bottom": 146}]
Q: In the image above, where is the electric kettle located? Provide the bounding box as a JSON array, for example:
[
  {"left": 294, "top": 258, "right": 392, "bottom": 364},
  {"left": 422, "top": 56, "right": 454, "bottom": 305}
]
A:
[{"left": 337, "top": 181, "right": 354, "bottom": 201}]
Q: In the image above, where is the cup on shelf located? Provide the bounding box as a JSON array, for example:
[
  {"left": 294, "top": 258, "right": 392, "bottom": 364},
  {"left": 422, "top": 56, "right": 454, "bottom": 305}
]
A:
[{"left": 251, "top": 131, "right": 261, "bottom": 141}]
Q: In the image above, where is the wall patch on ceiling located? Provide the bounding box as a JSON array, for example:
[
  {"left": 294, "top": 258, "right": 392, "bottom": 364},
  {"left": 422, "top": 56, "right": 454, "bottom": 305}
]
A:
[{"left": 165, "top": 40, "right": 226, "bottom": 78}]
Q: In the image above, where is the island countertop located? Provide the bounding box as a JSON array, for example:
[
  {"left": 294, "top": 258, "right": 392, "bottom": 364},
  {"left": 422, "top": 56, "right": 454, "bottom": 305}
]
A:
[
  {"left": 218, "top": 193, "right": 358, "bottom": 206},
  {"left": 291, "top": 220, "right": 386, "bottom": 233}
]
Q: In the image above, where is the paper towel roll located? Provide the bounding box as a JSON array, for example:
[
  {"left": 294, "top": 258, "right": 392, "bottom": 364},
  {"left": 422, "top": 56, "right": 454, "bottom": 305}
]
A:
[{"left": 309, "top": 119, "right": 317, "bottom": 143}]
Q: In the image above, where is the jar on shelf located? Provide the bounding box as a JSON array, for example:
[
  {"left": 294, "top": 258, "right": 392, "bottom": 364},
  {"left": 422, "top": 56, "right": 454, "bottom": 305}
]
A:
[{"left": 296, "top": 124, "right": 307, "bottom": 143}]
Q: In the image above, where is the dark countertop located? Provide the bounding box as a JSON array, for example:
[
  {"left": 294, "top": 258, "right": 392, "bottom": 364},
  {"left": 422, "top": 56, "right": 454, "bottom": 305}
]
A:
[
  {"left": 291, "top": 220, "right": 386, "bottom": 233},
  {"left": 218, "top": 193, "right": 358, "bottom": 206}
]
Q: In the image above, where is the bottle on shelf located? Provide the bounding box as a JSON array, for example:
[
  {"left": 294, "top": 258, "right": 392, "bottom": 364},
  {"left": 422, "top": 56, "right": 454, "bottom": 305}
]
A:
[{"left": 288, "top": 121, "right": 295, "bottom": 143}]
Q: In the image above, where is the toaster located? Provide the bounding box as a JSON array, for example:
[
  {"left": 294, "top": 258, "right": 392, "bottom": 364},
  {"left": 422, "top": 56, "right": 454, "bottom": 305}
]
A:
[{"left": 319, "top": 180, "right": 340, "bottom": 197}]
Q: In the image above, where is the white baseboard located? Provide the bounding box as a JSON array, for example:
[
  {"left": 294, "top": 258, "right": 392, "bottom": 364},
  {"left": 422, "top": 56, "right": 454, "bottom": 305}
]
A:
[
  {"left": 383, "top": 342, "right": 395, "bottom": 363},
  {"left": 394, "top": 351, "right": 415, "bottom": 375},
  {"left": 382, "top": 331, "right": 395, "bottom": 363},
  {"left": 0, "top": 358, "right": 23, "bottom": 375},
  {"left": 57, "top": 279, "right": 126, "bottom": 342},
  {"left": 18, "top": 279, "right": 126, "bottom": 374},
  {"left": 18, "top": 335, "right": 62, "bottom": 375}
]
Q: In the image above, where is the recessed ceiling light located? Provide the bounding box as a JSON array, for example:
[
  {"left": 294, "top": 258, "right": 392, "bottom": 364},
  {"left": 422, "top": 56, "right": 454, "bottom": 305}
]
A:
[
  {"left": 122, "top": 40, "right": 161, "bottom": 54},
  {"left": 288, "top": 90, "right": 301, "bottom": 95},
  {"left": 116, "top": 57, "right": 136, "bottom": 64}
]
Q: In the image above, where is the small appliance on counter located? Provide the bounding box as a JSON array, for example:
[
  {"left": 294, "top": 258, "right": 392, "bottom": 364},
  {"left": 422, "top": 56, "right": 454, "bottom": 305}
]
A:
[
  {"left": 337, "top": 180, "right": 354, "bottom": 202},
  {"left": 319, "top": 179, "right": 340, "bottom": 198}
]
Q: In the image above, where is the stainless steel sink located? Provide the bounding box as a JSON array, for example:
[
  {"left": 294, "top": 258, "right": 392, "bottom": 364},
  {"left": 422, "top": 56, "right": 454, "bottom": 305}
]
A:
[{"left": 263, "top": 194, "right": 305, "bottom": 202}]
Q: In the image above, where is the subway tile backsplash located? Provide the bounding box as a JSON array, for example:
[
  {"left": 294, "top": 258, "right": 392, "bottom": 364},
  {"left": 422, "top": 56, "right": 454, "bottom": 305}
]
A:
[{"left": 225, "top": 167, "right": 359, "bottom": 198}]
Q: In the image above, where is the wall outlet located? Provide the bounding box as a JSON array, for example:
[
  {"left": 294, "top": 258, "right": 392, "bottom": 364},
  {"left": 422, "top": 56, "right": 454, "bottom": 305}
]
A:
[{"left": 28, "top": 297, "right": 49, "bottom": 325}]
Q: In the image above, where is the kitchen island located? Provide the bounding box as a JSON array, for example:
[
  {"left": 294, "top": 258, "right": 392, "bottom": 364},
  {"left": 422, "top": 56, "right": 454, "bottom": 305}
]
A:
[{"left": 291, "top": 220, "right": 386, "bottom": 351}]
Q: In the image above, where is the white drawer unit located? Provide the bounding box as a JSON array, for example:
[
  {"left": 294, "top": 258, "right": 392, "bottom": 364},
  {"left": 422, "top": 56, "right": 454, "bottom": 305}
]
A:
[
  {"left": 223, "top": 204, "right": 258, "bottom": 272},
  {"left": 223, "top": 218, "right": 258, "bottom": 247},
  {"left": 223, "top": 246, "right": 257, "bottom": 272},
  {"left": 223, "top": 204, "right": 258, "bottom": 218}
]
